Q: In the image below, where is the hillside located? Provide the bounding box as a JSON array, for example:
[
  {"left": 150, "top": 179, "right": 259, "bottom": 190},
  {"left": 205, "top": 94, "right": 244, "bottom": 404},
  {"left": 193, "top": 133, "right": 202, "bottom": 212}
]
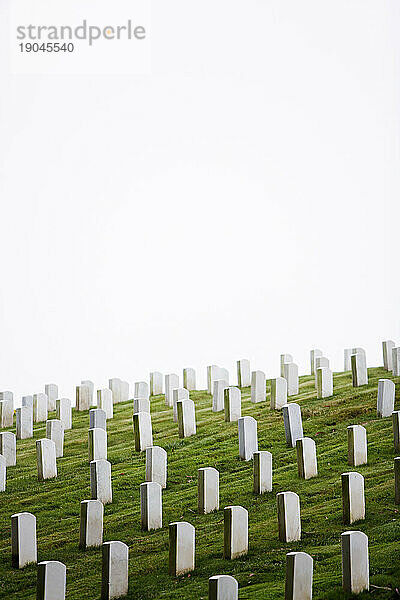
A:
[{"left": 0, "top": 367, "right": 399, "bottom": 599}]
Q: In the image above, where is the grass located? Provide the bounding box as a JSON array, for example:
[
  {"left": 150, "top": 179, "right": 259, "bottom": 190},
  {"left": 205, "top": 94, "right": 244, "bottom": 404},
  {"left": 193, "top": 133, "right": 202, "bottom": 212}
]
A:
[{"left": 0, "top": 367, "right": 400, "bottom": 599}]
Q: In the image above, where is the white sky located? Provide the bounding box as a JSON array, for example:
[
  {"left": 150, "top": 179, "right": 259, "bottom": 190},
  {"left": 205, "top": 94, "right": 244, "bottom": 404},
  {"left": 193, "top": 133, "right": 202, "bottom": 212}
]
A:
[{"left": 0, "top": 0, "right": 399, "bottom": 404}]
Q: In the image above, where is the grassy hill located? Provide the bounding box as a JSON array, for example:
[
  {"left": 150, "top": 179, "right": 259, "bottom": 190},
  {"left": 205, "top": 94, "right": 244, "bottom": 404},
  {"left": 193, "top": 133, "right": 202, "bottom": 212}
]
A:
[{"left": 0, "top": 367, "right": 399, "bottom": 599}]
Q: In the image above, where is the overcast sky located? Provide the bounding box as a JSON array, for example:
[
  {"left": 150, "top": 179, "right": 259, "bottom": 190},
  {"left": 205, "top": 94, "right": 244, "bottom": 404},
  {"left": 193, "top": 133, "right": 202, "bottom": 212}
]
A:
[{"left": 1, "top": 0, "right": 399, "bottom": 403}]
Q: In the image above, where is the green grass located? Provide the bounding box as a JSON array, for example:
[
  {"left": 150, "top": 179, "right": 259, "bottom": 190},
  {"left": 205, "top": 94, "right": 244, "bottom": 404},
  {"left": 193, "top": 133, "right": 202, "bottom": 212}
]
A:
[{"left": 1, "top": 367, "right": 400, "bottom": 599}]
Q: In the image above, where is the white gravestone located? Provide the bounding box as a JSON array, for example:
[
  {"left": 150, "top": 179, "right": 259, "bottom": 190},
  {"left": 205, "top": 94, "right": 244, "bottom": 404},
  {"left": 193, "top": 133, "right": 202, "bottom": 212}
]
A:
[
  {"left": 296, "top": 437, "right": 317, "bottom": 479},
  {"left": 316, "top": 367, "right": 333, "bottom": 399},
  {"left": 393, "top": 411, "right": 400, "bottom": 452},
  {"left": 198, "top": 467, "right": 219, "bottom": 514},
  {"left": 44, "top": 384, "right": 58, "bottom": 412},
  {"left": 253, "top": 450, "right": 272, "bottom": 494},
  {"left": 56, "top": 398, "right": 72, "bottom": 430},
  {"left": 283, "top": 404, "right": 304, "bottom": 448},
  {"left": 251, "top": 370, "right": 266, "bottom": 403},
  {"left": 344, "top": 348, "right": 353, "bottom": 371},
  {"left": 270, "top": 377, "right": 287, "bottom": 410},
  {"left": 177, "top": 399, "right": 196, "bottom": 438},
  {"left": 145, "top": 446, "right": 167, "bottom": 489},
  {"left": 33, "top": 393, "right": 48, "bottom": 423},
  {"left": 97, "top": 389, "right": 113, "bottom": 419},
  {"left": 140, "top": 481, "right": 162, "bottom": 530},
  {"left": 393, "top": 347, "right": 400, "bottom": 376},
  {"left": 150, "top": 372, "right": 163, "bottom": 396},
  {"left": 238, "top": 416, "right": 258, "bottom": 461},
  {"left": 224, "top": 506, "right": 248, "bottom": 559},
  {"left": 310, "top": 349, "right": 323, "bottom": 375},
  {"left": 341, "top": 531, "right": 369, "bottom": 593},
  {"left": 16, "top": 406, "right": 33, "bottom": 440},
  {"left": 285, "top": 551, "right": 313, "bottom": 600},
  {"left": 209, "top": 575, "right": 238, "bottom": 600},
  {"left": 11, "top": 512, "right": 37, "bottom": 568},
  {"left": 237, "top": 359, "right": 251, "bottom": 387},
  {"left": 342, "top": 472, "right": 365, "bottom": 524},
  {"left": 172, "top": 388, "right": 189, "bottom": 423},
  {"left": 224, "top": 387, "right": 241, "bottom": 422},
  {"left": 314, "top": 356, "right": 329, "bottom": 387},
  {"left": 0, "top": 390, "right": 13, "bottom": 427},
  {"left": 168, "top": 521, "right": 195, "bottom": 576},
  {"left": 280, "top": 354, "right": 293, "bottom": 377},
  {"left": 22, "top": 395, "right": 33, "bottom": 410},
  {"left": 165, "top": 374, "right": 179, "bottom": 408},
  {"left": 79, "top": 499, "right": 103, "bottom": 548},
  {"left": 90, "top": 408, "right": 107, "bottom": 431},
  {"left": 0, "top": 431, "right": 16, "bottom": 466},
  {"left": 377, "top": 379, "right": 395, "bottom": 417},
  {"left": 0, "top": 454, "right": 5, "bottom": 492},
  {"left": 284, "top": 363, "right": 299, "bottom": 396},
  {"left": 101, "top": 541, "right": 129, "bottom": 600},
  {"left": 133, "top": 398, "right": 150, "bottom": 414},
  {"left": 347, "top": 425, "right": 367, "bottom": 466},
  {"left": 76, "top": 384, "right": 91, "bottom": 411},
  {"left": 37, "top": 561, "right": 66, "bottom": 600},
  {"left": 90, "top": 459, "right": 112, "bottom": 504},
  {"left": 81, "top": 380, "right": 95, "bottom": 406},
  {"left": 207, "top": 365, "right": 228, "bottom": 394},
  {"left": 109, "top": 378, "right": 129, "bottom": 404},
  {"left": 213, "top": 380, "right": 228, "bottom": 412},
  {"left": 133, "top": 412, "right": 153, "bottom": 451},
  {"left": 183, "top": 368, "right": 196, "bottom": 391},
  {"left": 134, "top": 381, "right": 149, "bottom": 399},
  {"left": 36, "top": 439, "right": 57, "bottom": 481},
  {"left": 351, "top": 352, "right": 368, "bottom": 387},
  {"left": 89, "top": 428, "right": 107, "bottom": 462},
  {"left": 383, "top": 340, "right": 395, "bottom": 371},
  {"left": 277, "top": 491, "right": 301, "bottom": 542},
  {"left": 46, "top": 419, "right": 64, "bottom": 458}
]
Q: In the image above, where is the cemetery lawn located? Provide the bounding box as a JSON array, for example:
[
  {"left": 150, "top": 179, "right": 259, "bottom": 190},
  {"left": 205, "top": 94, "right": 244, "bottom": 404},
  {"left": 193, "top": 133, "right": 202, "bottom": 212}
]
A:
[{"left": 1, "top": 367, "right": 400, "bottom": 599}]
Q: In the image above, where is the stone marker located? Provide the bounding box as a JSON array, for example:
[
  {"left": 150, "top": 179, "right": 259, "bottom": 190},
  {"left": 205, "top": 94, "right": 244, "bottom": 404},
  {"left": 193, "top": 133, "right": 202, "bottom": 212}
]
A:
[
  {"left": 0, "top": 454, "right": 5, "bottom": 492},
  {"left": 224, "top": 506, "right": 248, "bottom": 559},
  {"left": 79, "top": 499, "right": 104, "bottom": 548},
  {"left": 351, "top": 352, "right": 368, "bottom": 387},
  {"left": 97, "top": 389, "right": 113, "bottom": 419},
  {"left": 16, "top": 406, "right": 33, "bottom": 440},
  {"left": 11, "top": 512, "right": 37, "bottom": 567},
  {"left": 383, "top": 340, "right": 395, "bottom": 371},
  {"left": 165, "top": 373, "right": 179, "bottom": 407},
  {"left": 296, "top": 437, "right": 317, "bottom": 479},
  {"left": 168, "top": 521, "right": 195, "bottom": 576},
  {"left": 310, "top": 349, "right": 323, "bottom": 375},
  {"left": 90, "top": 408, "right": 107, "bottom": 431},
  {"left": 37, "top": 561, "right": 66, "bottom": 600},
  {"left": 393, "top": 347, "right": 400, "bottom": 376},
  {"left": 133, "top": 412, "right": 153, "bottom": 451},
  {"left": 284, "top": 363, "right": 299, "bottom": 396},
  {"left": 109, "top": 378, "right": 129, "bottom": 404},
  {"left": 56, "top": 398, "right": 72, "bottom": 430},
  {"left": 285, "top": 551, "right": 313, "bottom": 600},
  {"left": 150, "top": 371, "right": 163, "bottom": 396},
  {"left": 341, "top": 531, "right": 369, "bottom": 593},
  {"left": 280, "top": 354, "right": 293, "bottom": 377},
  {"left": 198, "top": 467, "right": 219, "bottom": 514},
  {"left": 177, "top": 399, "right": 196, "bottom": 438},
  {"left": 251, "top": 370, "right": 266, "bottom": 403},
  {"left": 253, "top": 450, "right": 272, "bottom": 494},
  {"left": 0, "top": 390, "right": 13, "bottom": 427},
  {"left": 134, "top": 381, "right": 149, "bottom": 399},
  {"left": 36, "top": 439, "right": 57, "bottom": 481},
  {"left": 377, "top": 379, "right": 395, "bottom": 418},
  {"left": 46, "top": 420, "right": 64, "bottom": 458},
  {"left": 224, "top": 387, "right": 241, "bottom": 422},
  {"left": 172, "top": 387, "right": 189, "bottom": 422},
  {"left": 238, "top": 416, "right": 258, "bottom": 461},
  {"left": 89, "top": 428, "right": 107, "bottom": 462},
  {"left": 0, "top": 431, "right": 16, "bottom": 466},
  {"left": 271, "top": 377, "right": 287, "bottom": 410},
  {"left": 220, "top": 367, "right": 230, "bottom": 386},
  {"left": 393, "top": 411, "right": 400, "bottom": 452},
  {"left": 395, "top": 457, "right": 400, "bottom": 504},
  {"left": 133, "top": 397, "right": 150, "bottom": 414},
  {"left": 283, "top": 404, "right": 304, "bottom": 448},
  {"left": 316, "top": 367, "right": 333, "bottom": 399},
  {"left": 101, "top": 541, "right": 129, "bottom": 600},
  {"left": 44, "top": 384, "right": 58, "bottom": 412},
  {"left": 183, "top": 368, "right": 196, "bottom": 391},
  {"left": 209, "top": 575, "right": 238, "bottom": 600},
  {"left": 22, "top": 395, "right": 33, "bottom": 410},
  {"left": 76, "top": 384, "right": 91, "bottom": 411},
  {"left": 344, "top": 348, "right": 353, "bottom": 371},
  {"left": 314, "top": 356, "right": 329, "bottom": 388},
  {"left": 237, "top": 359, "right": 251, "bottom": 387},
  {"left": 81, "top": 380, "right": 95, "bottom": 406},
  {"left": 140, "top": 481, "right": 162, "bottom": 530},
  {"left": 342, "top": 472, "right": 365, "bottom": 524},
  {"left": 277, "top": 491, "right": 301, "bottom": 542},
  {"left": 145, "top": 446, "right": 167, "bottom": 488},
  {"left": 208, "top": 365, "right": 228, "bottom": 394},
  {"left": 33, "top": 393, "right": 48, "bottom": 423},
  {"left": 90, "top": 459, "right": 112, "bottom": 504},
  {"left": 212, "top": 380, "right": 228, "bottom": 412},
  {"left": 347, "top": 425, "right": 367, "bottom": 466}
]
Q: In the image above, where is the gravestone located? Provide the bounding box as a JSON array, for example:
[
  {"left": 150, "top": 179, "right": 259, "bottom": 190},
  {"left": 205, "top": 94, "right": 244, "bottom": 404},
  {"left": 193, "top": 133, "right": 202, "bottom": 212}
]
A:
[
  {"left": 37, "top": 561, "right": 66, "bottom": 600},
  {"left": 251, "top": 370, "right": 266, "bottom": 403},
  {"left": 393, "top": 411, "right": 400, "bottom": 452},
  {"left": 22, "top": 395, "right": 33, "bottom": 410},
  {"left": 347, "top": 425, "right": 367, "bottom": 466},
  {"left": 97, "top": 389, "right": 113, "bottom": 419},
  {"left": 33, "top": 393, "right": 48, "bottom": 423},
  {"left": 165, "top": 374, "right": 179, "bottom": 408},
  {"left": 224, "top": 506, "right": 248, "bottom": 559},
  {"left": 76, "top": 384, "right": 91, "bottom": 411},
  {"left": 0, "top": 431, "right": 16, "bottom": 466},
  {"left": 133, "top": 412, "right": 153, "bottom": 451},
  {"left": 395, "top": 457, "right": 400, "bottom": 504},
  {"left": 134, "top": 381, "right": 149, "bottom": 399},
  {"left": 237, "top": 359, "right": 251, "bottom": 387},
  {"left": 168, "top": 521, "right": 195, "bottom": 576},
  {"left": 253, "top": 450, "right": 272, "bottom": 494},
  {"left": 183, "top": 368, "right": 196, "bottom": 391},
  {"left": 209, "top": 575, "right": 238, "bottom": 600},
  {"left": 101, "top": 541, "right": 128, "bottom": 600},
  {"left": 145, "top": 446, "right": 167, "bottom": 489},
  {"left": 238, "top": 416, "right": 258, "bottom": 460},
  {"left": 56, "top": 398, "right": 72, "bottom": 430},
  {"left": 270, "top": 377, "right": 287, "bottom": 410},
  {"left": 296, "top": 437, "right": 317, "bottom": 479},
  {"left": 81, "top": 380, "right": 95, "bottom": 406},
  {"left": 314, "top": 357, "right": 329, "bottom": 388},
  {"left": 342, "top": 472, "right": 365, "bottom": 524},
  {"left": 393, "top": 347, "right": 400, "bottom": 376},
  {"left": 383, "top": 340, "right": 395, "bottom": 371},
  {"left": 89, "top": 428, "right": 107, "bottom": 462},
  {"left": 79, "top": 499, "right": 103, "bottom": 548},
  {"left": 316, "top": 367, "right": 333, "bottom": 399},
  {"left": 177, "top": 399, "right": 196, "bottom": 438},
  {"left": 224, "top": 387, "right": 241, "bottom": 422},
  {"left": 280, "top": 354, "right": 293, "bottom": 377},
  {"left": 36, "top": 439, "right": 57, "bottom": 481},
  {"left": 284, "top": 363, "right": 299, "bottom": 396},
  {"left": 213, "top": 380, "right": 228, "bottom": 412},
  {"left": 16, "top": 406, "right": 33, "bottom": 440},
  {"left": 344, "top": 348, "right": 353, "bottom": 371},
  {"left": 283, "top": 404, "right": 304, "bottom": 447},
  {"left": 198, "top": 467, "right": 219, "bottom": 514},
  {"left": 133, "top": 398, "right": 150, "bottom": 414},
  {"left": 140, "top": 481, "right": 162, "bottom": 530},
  {"left": 351, "top": 352, "right": 368, "bottom": 387},
  {"left": 310, "top": 349, "right": 323, "bottom": 375},
  {"left": 285, "top": 552, "right": 313, "bottom": 600},
  {"left": 44, "top": 384, "right": 58, "bottom": 412},
  {"left": 150, "top": 372, "right": 163, "bottom": 396},
  {"left": 377, "top": 379, "right": 395, "bottom": 418},
  {"left": 11, "top": 512, "right": 37, "bottom": 567},
  {"left": 207, "top": 365, "right": 228, "bottom": 394},
  {"left": 172, "top": 388, "right": 189, "bottom": 422},
  {"left": 0, "top": 454, "right": 5, "bottom": 492},
  {"left": 0, "top": 391, "right": 13, "bottom": 427},
  {"left": 341, "top": 531, "right": 369, "bottom": 593},
  {"left": 46, "top": 419, "right": 64, "bottom": 458},
  {"left": 277, "top": 491, "right": 301, "bottom": 542},
  {"left": 109, "top": 378, "right": 129, "bottom": 404},
  {"left": 90, "top": 408, "right": 107, "bottom": 431},
  {"left": 90, "top": 459, "right": 112, "bottom": 504}
]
